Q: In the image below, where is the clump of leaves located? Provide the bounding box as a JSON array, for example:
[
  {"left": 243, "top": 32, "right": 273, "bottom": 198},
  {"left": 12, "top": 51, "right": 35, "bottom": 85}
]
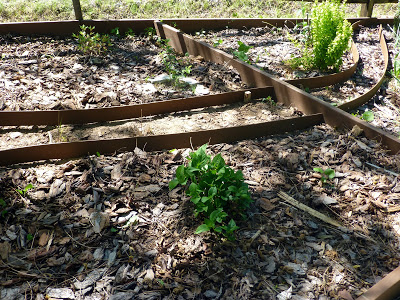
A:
[
  {"left": 287, "top": 0, "right": 352, "bottom": 70},
  {"left": 73, "top": 25, "right": 112, "bottom": 55},
  {"left": 169, "top": 144, "right": 252, "bottom": 240},
  {"left": 313, "top": 167, "right": 335, "bottom": 184},
  {"left": 159, "top": 39, "right": 192, "bottom": 86},
  {"left": 233, "top": 41, "right": 253, "bottom": 64}
]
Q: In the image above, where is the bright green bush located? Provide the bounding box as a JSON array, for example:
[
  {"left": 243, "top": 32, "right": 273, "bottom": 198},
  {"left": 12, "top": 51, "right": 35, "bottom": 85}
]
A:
[{"left": 311, "top": 0, "right": 353, "bottom": 70}]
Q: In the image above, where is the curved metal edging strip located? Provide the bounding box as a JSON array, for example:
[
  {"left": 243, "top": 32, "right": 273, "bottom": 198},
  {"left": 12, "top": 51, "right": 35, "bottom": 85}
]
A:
[
  {"left": 0, "top": 87, "right": 274, "bottom": 126},
  {"left": 0, "top": 114, "right": 324, "bottom": 166},
  {"left": 339, "top": 25, "right": 389, "bottom": 111},
  {"left": 286, "top": 40, "right": 359, "bottom": 89},
  {"left": 155, "top": 22, "right": 360, "bottom": 90}
]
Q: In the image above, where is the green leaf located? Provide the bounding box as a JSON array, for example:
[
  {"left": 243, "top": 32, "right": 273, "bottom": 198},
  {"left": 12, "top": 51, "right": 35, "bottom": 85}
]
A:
[
  {"left": 24, "top": 184, "right": 34, "bottom": 193},
  {"left": 227, "top": 219, "right": 239, "bottom": 231},
  {"left": 27, "top": 234, "right": 33, "bottom": 241},
  {"left": 189, "top": 182, "right": 198, "bottom": 194},
  {"left": 313, "top": 167, "right": 324, "bottom": 174},
  {"left": 362, "top": 111, "right": 374, "bottom": 122},
  {"left": 176, "top": 165, "right": 187, "bottom": 184},
  {"left": 201, "top": 196, "right": 210, "bottom": 203},
  {"left": 212, "top": 154, "right": 225, "bottom": 169},
  {"left": 209, "top": 209, "right": 222, "bottom": 222},
  {"left": 195, "top": 224, "right": 210, "bottom": 234},
  {"left": 169, "top": 179, "right": 179, "bottom": 190},
  {"left": 0, "top": 198, "right": 6, "bottom": 208},
  {"left": 324, "top": 168, "right": 335, "bottom": 179},
  {"left": 208, "top": 186, "right": 217, "bottom": 198},
  {"left": 110, "top": 227, "right": 118, "bottom": 233}
]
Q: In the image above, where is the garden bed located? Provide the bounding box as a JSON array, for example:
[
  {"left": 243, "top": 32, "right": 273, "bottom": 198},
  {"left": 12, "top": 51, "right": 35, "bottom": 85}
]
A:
[
  {"left": 1, "top": 124, "right": 400, "bottom": 300},
  {"left": 1, "top": 21, "right": 400, "bottom": 300}
]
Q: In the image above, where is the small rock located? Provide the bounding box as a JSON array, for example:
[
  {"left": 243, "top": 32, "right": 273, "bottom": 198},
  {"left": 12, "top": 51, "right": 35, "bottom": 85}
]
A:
[
  {"left": 0, "top": 241, "right": 11, "bottom": 260},
  {"left": 143, "top": 268, "right": 154, "bottom": 284},
  {"left": 204, "top": 290, "right": 218, "bottom": 298},
  {"left": 109, "top": 292, "right": 135, "bottom": 300},
  {"left": 74, "top": 269, "right": 103, "bottom": 290},
  {"left": 93, "top": 248, "right": 105, "bottom": 261},
  {"left": 46, "top": 288, "right": 75, "bottom": 299},
  {"left": 9, "top": 132, "right": 22, "bottom": 139}
]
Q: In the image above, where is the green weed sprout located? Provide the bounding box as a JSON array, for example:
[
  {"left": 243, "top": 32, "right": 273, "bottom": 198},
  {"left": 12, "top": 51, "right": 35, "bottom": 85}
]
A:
[
  {"left": 16, "top": 184, "right": 34, "bottom": 196},
  {"left": 313, "top": 167, "right": 335, "bottom": 184},
  {"left": 233, "top": 41, "right": 253, "bottom": 64},
  {"left": 159, "top": 39, "right": 192, "bottom": 86},
  {"left": 169, "top": 144, "right": 252, "bottom": 240}
]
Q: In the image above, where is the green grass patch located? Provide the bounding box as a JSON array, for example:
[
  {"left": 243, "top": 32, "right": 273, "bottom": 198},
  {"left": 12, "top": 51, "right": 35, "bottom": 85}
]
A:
[{"left": 0, "top": 0, "right": 396, "bottom": 22}]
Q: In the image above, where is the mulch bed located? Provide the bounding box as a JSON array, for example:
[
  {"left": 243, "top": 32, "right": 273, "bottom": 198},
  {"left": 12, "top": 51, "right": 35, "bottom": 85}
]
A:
[{"left": 1, "top": 23, "right": 400, "bottom": 300}]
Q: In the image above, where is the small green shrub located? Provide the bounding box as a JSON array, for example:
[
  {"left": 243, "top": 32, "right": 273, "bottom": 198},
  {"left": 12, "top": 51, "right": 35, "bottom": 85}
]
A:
[
  {"left": 159, "top": 39, "right": 192, "bottom": 86},
  {"left": 287, "top": 0, "right": 352, "bottom": 70},
  {"left": 73, "top": 25, "right": 112, "bottom": 55},
  {"left": 311, "top": 0, "right": 353, "bottom": 70},
  {"left": 169, "top": 144, "right": 253, "bottom": 240},
  {"left": 233, "top": 41, "right": 253, "bottom": 64}
]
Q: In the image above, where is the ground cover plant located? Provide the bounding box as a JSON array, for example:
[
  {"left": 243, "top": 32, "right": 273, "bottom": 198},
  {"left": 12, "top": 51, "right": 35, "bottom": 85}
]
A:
[{"left": 169, "top": 144, "right": 252, "bottom": 240}]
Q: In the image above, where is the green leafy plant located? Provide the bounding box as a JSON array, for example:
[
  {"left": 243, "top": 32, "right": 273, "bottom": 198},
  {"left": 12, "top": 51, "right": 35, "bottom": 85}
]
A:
[
  {"left": 287, "top": 0, "right": 352, "bottom": 70},
  {"left": 313, "top": 167, "right": 335, "bottom": 184},
  {"left": 159, "top": 39, "right": 192, "bottom": 86},
  {"left": 233, "top": 41, "right": 253, "bottom": 64},
  {"left": 111, "top": 27, "right": 120, "bottom": 37},
  {"left": 261, "top": 96, "right": 276, "bottom": 106},
  {"left": 310, "top": 0, "right": 353, "bottom": 70},
  {"left": 27, "top": 233, "right": 34, "bottom": 241},
  {"left": 213, "top": 38, "right": 223, "bottom": 48},
  {"left": 125, "top": 28, "right": 136, "bottom": 37},
  {"left": 169, "top": 144, "right": 252, "bottom": 240},
  {"left": 73, "top": 25, "right": 112, "bottom": 55},
  {"left": 144, "top": 27, "right": 157, "bottom": 40},
  {"left": 361, "top": 110, "right": 374, "bottom": 122},
  {"left": 16, "top": 184, "right": 34, "bottom": 196}
]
